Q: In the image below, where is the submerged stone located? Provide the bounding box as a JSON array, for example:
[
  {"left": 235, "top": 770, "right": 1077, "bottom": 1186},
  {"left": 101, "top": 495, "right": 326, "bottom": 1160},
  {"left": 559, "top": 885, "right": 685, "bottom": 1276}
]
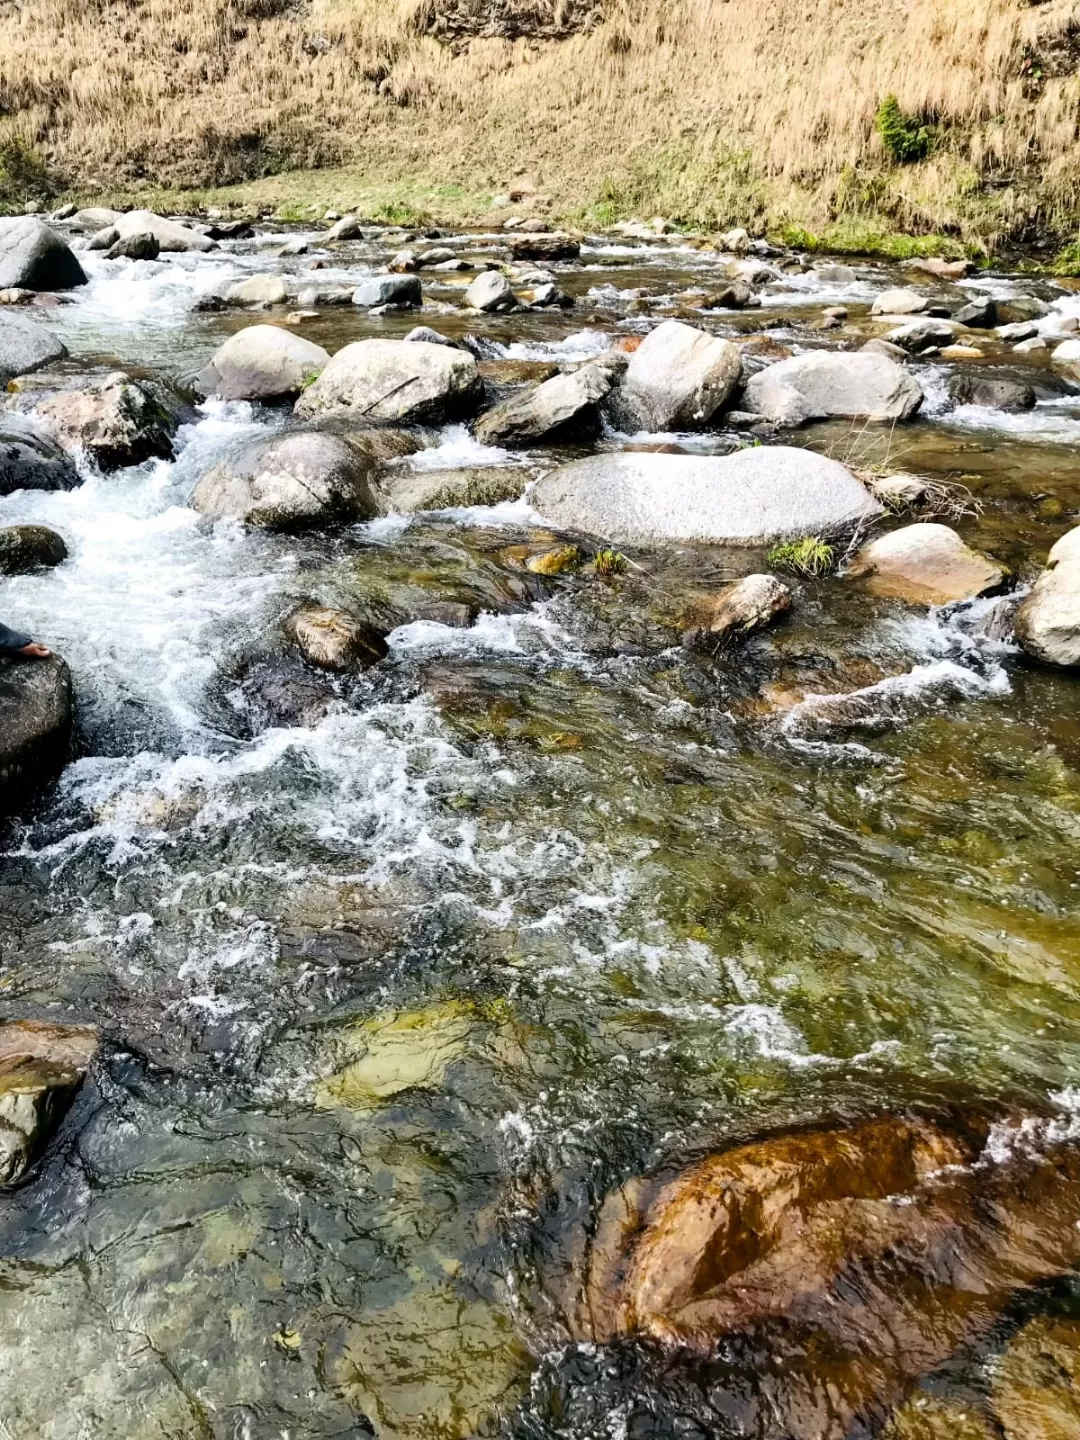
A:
[
  {"left": 315, "top": 1001, "right": 478, "bottom": 1111},
  {"left": 283, "top": 602, "right": 388, "bottom": 672}
]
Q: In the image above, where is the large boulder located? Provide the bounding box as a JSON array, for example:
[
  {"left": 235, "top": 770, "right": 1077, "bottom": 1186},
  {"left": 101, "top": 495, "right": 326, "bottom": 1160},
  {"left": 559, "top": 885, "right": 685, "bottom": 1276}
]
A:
[
  {"left": 475, "top": 363, "right": 614, "bottom": 445},
  {"left": 0, "top": 1019, "right": 98, "bottom": 1184},
  {"left": 744, "top": 351, "right": 923, "bottom": 426},
  {"left": 0, "top": 311, "right": 66, "bottom": 384},
  {"left": 0, "top": 654, "right": 73, "bottom": 810},
  {"left": 850, "top": 523, "right": 1006, "bottom": 604},
  {"left": 0, "top": 218, "right": 87, "bottom": 292},
  {"left": 529, "top": 447, "right": 883, "bottom": 546},
  {"left": 0, "top": 525, "right": 67, "bottom": 575},
  {"left": 70, "top": 207, "right": 120, "bottom": 232},
  {"left": 295, "top": 339, "right": 482, "bottom": 424},
  {"left": 465, "top": 272, "right": 514, "bottom": 312},
  {"left": 191, "top": 431, "right": 381, "bottom": 530},
  {"left": 7, "top": 372, "right": 188, "bottom": 471},
  {"left": 112, "top": 209, "right": 214, "bottom": 254},
  {"left": 0, "top": 420, "right": 81, "bottom": 496},
  {"left": 197, "top": 325, "right": 330, "bottom": 402},
  {"left": 615, "top": 320, "right": 742, "bottom": 431},
  {"left": 947, "top": 373, "right": 1035, "bottom": 411},
  {"left": 1014, "top": 525, "right": 1080, "bottom": 667},
  {"left": 351, "top": 274, "right": 422, "bottom": 309}
]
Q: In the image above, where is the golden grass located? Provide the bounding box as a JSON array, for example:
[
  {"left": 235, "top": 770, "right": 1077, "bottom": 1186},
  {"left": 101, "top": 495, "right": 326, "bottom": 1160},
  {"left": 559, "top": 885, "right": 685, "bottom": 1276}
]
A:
[{"left": 2, "top": 0, "right": 1080, "bottom": 242}]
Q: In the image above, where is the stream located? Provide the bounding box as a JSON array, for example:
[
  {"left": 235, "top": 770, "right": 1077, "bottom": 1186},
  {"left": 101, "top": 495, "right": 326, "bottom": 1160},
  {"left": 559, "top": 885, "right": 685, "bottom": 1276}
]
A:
[{"left": 2, "top": 224, "right": 1080, "bottom": 1439}]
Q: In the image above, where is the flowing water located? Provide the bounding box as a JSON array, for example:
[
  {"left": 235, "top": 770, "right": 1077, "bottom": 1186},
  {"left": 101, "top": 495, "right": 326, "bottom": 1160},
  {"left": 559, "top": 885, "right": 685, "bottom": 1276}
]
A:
[{"left": 2, "top": 226, "right": 1080, "bottom": 1439}]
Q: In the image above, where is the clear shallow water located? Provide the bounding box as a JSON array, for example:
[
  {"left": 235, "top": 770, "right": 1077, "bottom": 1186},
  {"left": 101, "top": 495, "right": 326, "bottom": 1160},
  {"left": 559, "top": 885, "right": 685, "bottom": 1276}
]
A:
[{"left": 2, "top": 227, "right": 1080, "bottom": 1438}]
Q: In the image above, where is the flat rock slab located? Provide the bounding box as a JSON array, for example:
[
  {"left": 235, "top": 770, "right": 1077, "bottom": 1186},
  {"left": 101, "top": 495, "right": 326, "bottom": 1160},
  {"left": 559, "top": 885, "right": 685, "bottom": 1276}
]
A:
[
  {"left": 851, "top": 522, "right": 1006, "bottom": 605},
  {"left": 529, "top": 447, "right": 883, "bottom": 547},
  {"left": 0, "top": 654, "right": 73, "bottom": 809},
  {"left": 744, "top": 351, "right": 924, "bottom": 426}
]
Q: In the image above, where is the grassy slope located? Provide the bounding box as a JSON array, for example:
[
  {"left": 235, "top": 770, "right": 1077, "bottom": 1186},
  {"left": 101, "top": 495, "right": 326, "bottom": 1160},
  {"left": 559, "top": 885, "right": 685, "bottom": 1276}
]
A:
[{"left": 3, "top": 0, "right": 1080, "bottom": 252}]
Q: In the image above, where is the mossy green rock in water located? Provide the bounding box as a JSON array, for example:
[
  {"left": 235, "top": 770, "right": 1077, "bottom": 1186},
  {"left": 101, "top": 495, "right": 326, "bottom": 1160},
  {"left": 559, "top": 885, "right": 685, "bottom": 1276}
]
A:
[
  {"left": 0, "top": 524, "right": 66, "bottom": 574},
  {"left": 316, "top": 1001, "right": 478, "bottom": 1110},
  {"left": 331, "top": 1283, "right": 530, "bottom": 1440}
]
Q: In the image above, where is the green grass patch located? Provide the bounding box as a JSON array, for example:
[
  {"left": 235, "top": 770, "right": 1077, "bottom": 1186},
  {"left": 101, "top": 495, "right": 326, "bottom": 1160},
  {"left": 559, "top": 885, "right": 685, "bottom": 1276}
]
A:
[
  {"left": 875, "top": 95, "right": 937, "bottom": 165},
  {"left": 767, "top": 536, "right": 836, "bottom": 579}
]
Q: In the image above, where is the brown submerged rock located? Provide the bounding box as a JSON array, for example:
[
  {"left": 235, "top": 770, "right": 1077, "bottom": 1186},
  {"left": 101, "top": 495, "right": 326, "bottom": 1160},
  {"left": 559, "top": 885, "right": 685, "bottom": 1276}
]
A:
[
  {"left": 0, "top": 1019, "right": 98, "bottom": 1185},
  {"left": 567, "top": 1110, "right": 1080, "bottom": 1439},
  {"left": 283, "top": 603, "right": 388, "bottom": 672},
  {"left": 992, "top": 1316, "right": 1080, "bottom": 1440}
]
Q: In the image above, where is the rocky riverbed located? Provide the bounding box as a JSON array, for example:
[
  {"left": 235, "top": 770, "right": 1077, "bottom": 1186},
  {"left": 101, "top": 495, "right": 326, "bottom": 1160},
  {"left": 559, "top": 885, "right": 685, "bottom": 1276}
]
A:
[{"left": 1, "top": 207, "right": 1080, "bottom": 1439}]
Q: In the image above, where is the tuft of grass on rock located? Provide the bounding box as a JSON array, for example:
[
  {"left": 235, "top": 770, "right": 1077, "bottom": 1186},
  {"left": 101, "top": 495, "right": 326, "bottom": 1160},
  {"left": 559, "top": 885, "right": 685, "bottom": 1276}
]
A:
[
  {"left": 594, "top": 548, "right": 628, "bottom": 577},
  {"left": 767, "top": 536, "right": 836, "bottom": 578}
]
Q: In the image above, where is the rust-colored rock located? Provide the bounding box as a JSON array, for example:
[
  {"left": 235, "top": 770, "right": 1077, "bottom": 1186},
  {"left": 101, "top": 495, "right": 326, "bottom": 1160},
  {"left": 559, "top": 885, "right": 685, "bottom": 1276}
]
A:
[{"left": 566, "top": 1111, "right": 1080, "bottom": 1439}]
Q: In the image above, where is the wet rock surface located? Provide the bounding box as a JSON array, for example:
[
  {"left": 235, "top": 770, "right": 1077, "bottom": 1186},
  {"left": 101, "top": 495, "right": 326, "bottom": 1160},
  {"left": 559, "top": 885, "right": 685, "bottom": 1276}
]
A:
[
  {"left": 0, "top": 419, "right": 80, "bottom": 496},
  {"left": 0, "top": 524, "right": 67, "bottom": 574},
  {"left": 1015, "top": 524, "right": 1080, "bottom": 666},
  {"left": 295, "top": 338, "right": 483, "bottom": 423},
  {"left": 6, "top": 371, "right": 189, "bottom": 470},
  {"left": 0, "top": 310, "right": 67, "bottom": 383},
  {"left": 192, "top": 430, "right": 381, "bottom": 529},
  {"left": 0, "top": 654, "right": 72, "bottom": 807}
]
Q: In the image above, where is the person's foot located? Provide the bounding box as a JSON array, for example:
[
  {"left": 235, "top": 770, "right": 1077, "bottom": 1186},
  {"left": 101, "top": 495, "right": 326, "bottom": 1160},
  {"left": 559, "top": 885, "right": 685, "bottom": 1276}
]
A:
[{"left": 16, "top": 642, "right": 51, "bottom": 659}]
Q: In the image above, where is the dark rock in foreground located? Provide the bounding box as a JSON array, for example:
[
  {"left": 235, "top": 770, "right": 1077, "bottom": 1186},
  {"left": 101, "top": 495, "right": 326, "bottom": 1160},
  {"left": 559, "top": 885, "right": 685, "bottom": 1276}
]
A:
[
  {"left": 0, "top": 310, "right": 67, "bottom": 384},
  {"left": 0, "top": 419, "right": 81, "bottom": 496}
]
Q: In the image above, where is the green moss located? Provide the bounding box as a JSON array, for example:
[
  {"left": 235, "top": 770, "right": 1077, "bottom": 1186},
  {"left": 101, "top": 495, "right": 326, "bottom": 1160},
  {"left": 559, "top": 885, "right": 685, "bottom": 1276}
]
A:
[
  {"left": 767, "top": 536, "right": 836, "bottom": 578},
  {"left": 875, "top": 95, "right": 937, "bottom": 165},
  {"left": 1053, "top": 240, "right": 1080, "bottom": 276},
  {"left": 594, "top": 548, "right": 628, "bottom": 577}
]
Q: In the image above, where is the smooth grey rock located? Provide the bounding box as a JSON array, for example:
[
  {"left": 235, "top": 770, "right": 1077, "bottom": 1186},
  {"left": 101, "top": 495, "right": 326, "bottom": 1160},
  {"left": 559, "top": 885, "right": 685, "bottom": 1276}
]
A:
[
  {"left": 70, "top": 207, "right": 120, "bottom": 231},
  {"left": 884, "top": 320, "right": 960, "bottom": 352},
  {"left": 0, "top": 218, "right": 87, "bottom": 292},
  {"left": 1015, "top": 525, "right": 1080, "bottom": 666},
  {"left": 85, "top": 225, "right": 120, "bottom": 252},
  {"left": 998, "top": 295, "right": 1050, "bottom": 323},
  {"left": 529, "top": 447, "right": 883, "bottom": 546},
  {"left": 744, "top": 351, "right": 923, "bottom": 426},
  {"left": 947, "top": 373, "right": 1036, "bottom": 412},
  {"left": 465, "top": 271, "right": 514, "bottom": 312},
  {"left": 996, "top": 320, "right": 1039, "bottom": 343},
  {"left": 871, "top": 288, "right": 927, "bottom": 316},
  {"left": 616, "top": 320, "right": 742, "bottom": 431},
  {"left": 325, "top": 215, "right": 364, "bottom": 242},
  {"left": 197, "top": 325, "right": 330, "bottom": 402},
  {"left": 295, "top": 339, "right": 482, "bottom": 424},
  {"left": 112, "top": 210, "right": 214, "bottom": 253},
  {"left": 226, "top": 273, "right": 287, "bottom": 307},
  {"left": 475, "top": 363, "right": 614, "bottom": 445},
  {"left": 0, "top": 656, "right": 73, "bottom": 811},
  {"left": 192, "top": 431, "right": 381, "bottom": 530},
  {"left": 0, "top": 311, "right": 66, "bottom": 383},
  {"left": 0, "top": 419, "right": 80, "bottom": 495},
  {"left": 0, "top": 525, "right": 67, "bottom": 575},
  {"left": 351, "top": 274, "right": 422, "bottom": 309}
]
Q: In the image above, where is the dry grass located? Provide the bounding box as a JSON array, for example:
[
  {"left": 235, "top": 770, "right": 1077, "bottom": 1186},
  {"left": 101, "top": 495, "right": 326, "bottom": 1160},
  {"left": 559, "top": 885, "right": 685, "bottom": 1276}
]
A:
[{"left": 2, "top": 0, "right": 1080, "bottom": 241}]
